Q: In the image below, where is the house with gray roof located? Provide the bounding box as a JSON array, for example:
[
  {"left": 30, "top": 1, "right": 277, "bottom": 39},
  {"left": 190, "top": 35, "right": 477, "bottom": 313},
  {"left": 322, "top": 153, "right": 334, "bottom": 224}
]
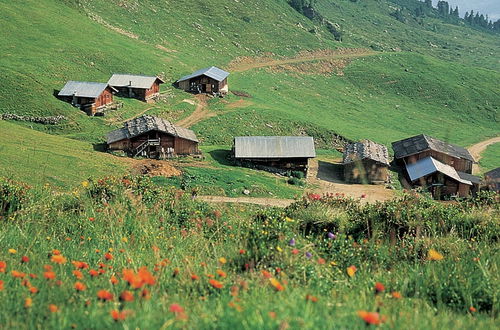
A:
[
  {"left": 483, "top": 167, "right": 500, "bottom": 192},
  {"left": 343, "top": 140, "right": 390, "bottom": 184},
  {"left": 176, "top": 66, "right": 229, "bottom": 96},
  {"left": 108, "top": 74, "right": 164, "bottom": 102},
  {"left": 233, "top": 136, "right": 316, "bottom": 174},
  {"left": 58, "top": 81, "right": 117, "bottom": 116},
  {"left": 107, "top": 115, "right": 199, "bottom": 158}
]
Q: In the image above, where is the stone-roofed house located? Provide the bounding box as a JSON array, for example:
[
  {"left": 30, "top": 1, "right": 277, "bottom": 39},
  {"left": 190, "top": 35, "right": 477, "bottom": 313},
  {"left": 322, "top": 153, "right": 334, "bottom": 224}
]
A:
[
  {"left": 343, "top": 140, "right": 390, "bottom": 184},
  {"left": 58, "top": 81, "right": 117, "bottom": 116},
  {"left": 483, "top": 167, "right": 500, "bottom": 192},
  {"left": 108, "top": 74, "right": 164, "bottom": 102},
  {"left": 106, "top": 115, "right": 199, "bottom": 159},
  {"left": 176, "top": 66, "right": 229, "bottom": 96}
]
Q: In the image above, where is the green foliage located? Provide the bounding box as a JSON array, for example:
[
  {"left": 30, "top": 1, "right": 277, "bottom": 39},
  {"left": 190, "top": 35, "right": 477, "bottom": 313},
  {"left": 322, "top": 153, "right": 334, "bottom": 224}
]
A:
[{"left": 0, "top": 178, "right": 29, "bottom": 218}]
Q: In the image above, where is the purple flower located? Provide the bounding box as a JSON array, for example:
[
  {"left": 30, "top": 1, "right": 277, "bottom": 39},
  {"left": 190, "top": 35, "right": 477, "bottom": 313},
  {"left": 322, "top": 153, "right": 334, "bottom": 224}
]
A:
[
  {"left": 305, "top": 252, "right": 312, "bottom": 259},
  {"left": 327, "top": 232, "right": 336, "bottom": 240},
  {"left": 288, "top": 238, "right": 296, "bottom": 246}
]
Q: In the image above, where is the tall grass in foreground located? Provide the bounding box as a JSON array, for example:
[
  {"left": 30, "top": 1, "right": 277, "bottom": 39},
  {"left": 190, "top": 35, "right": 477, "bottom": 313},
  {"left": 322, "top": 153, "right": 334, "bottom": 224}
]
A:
[{"left": 0, "top": 176, "right": 498, "bottom": 329}]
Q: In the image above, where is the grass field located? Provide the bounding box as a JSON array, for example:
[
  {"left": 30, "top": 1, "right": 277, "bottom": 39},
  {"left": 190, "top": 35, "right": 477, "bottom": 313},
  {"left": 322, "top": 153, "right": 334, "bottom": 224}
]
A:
[{"left": 480, "top": 143, "right": 500, "bottom": 174}]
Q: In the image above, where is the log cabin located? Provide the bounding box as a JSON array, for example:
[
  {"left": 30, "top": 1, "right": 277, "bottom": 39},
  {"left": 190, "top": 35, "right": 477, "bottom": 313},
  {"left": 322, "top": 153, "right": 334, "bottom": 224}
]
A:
[
  {"left": 106, "top": 115, "right": 199, "bottom": 159},
  {"left": 176, "top": 67, "right": 229, "bottom": 96},
  {"left": 233, "top": 136, "right": 316, "bottom": 174},
  {"left": 392, "top": 134, "right": 480, "bottom": 198},
  {"left": 483, "top": 167, "right": 500, "bottom": 192},
  {"left": 343, "top": 140, "right": 390, "bottom": 184},
  {"left": 107, "top": 74, "right": 164, "bottom": 102},
  {"left": 58, "top": 81, "right": 117, "bottom": 116}
]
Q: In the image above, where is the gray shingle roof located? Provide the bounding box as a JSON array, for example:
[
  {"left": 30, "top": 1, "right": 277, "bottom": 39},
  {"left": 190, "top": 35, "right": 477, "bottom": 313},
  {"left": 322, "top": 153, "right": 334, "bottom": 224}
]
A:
[
  {"left": 343, "top": 140, "right": 389, "bottom": 165},
  {"left": 106, "top": 115, "right": 198, "bottom": 144},
  {"left": 177, "top": 66, "right": 230, "bottom": 83},
  {"left": 58, "top": 81, "right": 115, "bottom": 98},
  {"left": 405, "top": 156, "right": 471, "bottom": 185},
  {"left": 457, "top": 171, "right": 481, "bottom": 185},
  {"left": 234, "top": 136, "right": 316, "bottom": 159},
  {"left": 392, "top": 134, "right": 474, "bottom": 162},
  {"left": 107, "top": 74, "right": 164, "bottom": 89},
  {"left": 484, "top": 167, "right": 500, "bottom": 179}
]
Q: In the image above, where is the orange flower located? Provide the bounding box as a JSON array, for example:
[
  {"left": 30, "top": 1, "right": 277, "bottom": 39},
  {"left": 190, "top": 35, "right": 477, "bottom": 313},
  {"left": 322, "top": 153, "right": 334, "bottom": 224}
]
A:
[
  {"left": 49, "top": 304, "right": 59, "bottom": 313},
  {"left": 209, "top": 279, "right": 223, "bottom": 289},
  {"left": 0, "top": 261, "right": 6, "bottom": 272},
  {"left": 427, "top": 249, "right": 444, "bottom": 261},
  {"left": 218, "top": 257, "right": 227, "bottom": 264},
  {"left": 261, "top": 270, "right": 272, "bottom": 279},
  {"left": 291, "top": 249, "right": 299, "bottom": 255},
  {"left": 74, "top": 281, "right": 86, "bottom": 292},
  {"left": 72, "top": 261, "right": 89, "bottom": 269},
  {"left": 138, "top": 267, "right": 156, "bottom": 286},
  {"left": 391, "top": 291, "right": 402, "bottom": 299},
  {"left": 0, "top": 280, "right": 3, "bottom": 291},
  {"left": 21, "top": 256, "right": 30, "bottom": 263},
  {"left": 469, "top": 306, "right": 477, "bottom": 313},
  {"left": 89, "top": 269, "right": 99, "bottom": 277},
  {"left": 374, "top": 282, "right": 385, "bottom": 294},
  {"left": 44, "top": 271, "right": 56, "bottom": 280},
  {"left": 169, "top": 303, "right": 184, "bottom": 314},
  {"left": 123, "top": 269, "right": 143, "bottom": 289},
  {"left": 140, "top": 289, "right": 151, "bottom": 300},
  {"left": 172, "top": 267, "right": 180, "bottom": 277},
  {"left": 239, "top": 249, "right": 246, "bottom": 255},
  {"left": 104, "top": 253, "right": 113, "bottom": 261},
  {"left": 110, "top": 275, "right": 119, "bottom": 285},
  {"left": 305, "top": 294, "right": 318, "bottom": 302},
  {"left": 12, "top": 270, "right": 26, "bottom": 278},
  {"left": 52, "top": 249, "right": 61, "bottom": 255},
  {"left": 97, "top": 290, "right": 114, "bottom": 301},
  {"left": 73, "top": 270, "right": 83, "bottom": 280},
  {"left": 216, "top": 269, "right": 227, "bottom": 278},
  {"left": 120, "top": 291, "right": 134, "bottom": 302},
  {"left": 29, "top": 273, "right": 37, "bottom": 279},
  {"left": 191, "top": 274, "right": 199, "bottom": 281},
  {"left": 318, "top": 258, "right": 326, "bottom": 265},
  {"left": 44, "top": 265, "right": 53, "bottom": 271},
  {"left": 347, "top": 265, "right": 357, "bottom": 278},
  {"left": 357, "top": 311, "right": 386, "bottom": 325},
  {"left": 111, "top": 309, "right": 129, "bottom": 321},
  {"left": 269, "top": 278, "right": 285, "bottom": 291},
  {"left": 25, "top": 298, "right": 33, "bottom": 308},
  {"left": 29, "top": 286, "right": 38, "bottom": 294},
  {"left": 50, "top": 255, "right": 67, "bottom": 264}
]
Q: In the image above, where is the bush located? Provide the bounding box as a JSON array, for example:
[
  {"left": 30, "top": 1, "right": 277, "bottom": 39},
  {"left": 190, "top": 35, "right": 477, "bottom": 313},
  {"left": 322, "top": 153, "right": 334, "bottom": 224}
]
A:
[{"left": 0, "top": 177, "right": 29, "bottom": 218}]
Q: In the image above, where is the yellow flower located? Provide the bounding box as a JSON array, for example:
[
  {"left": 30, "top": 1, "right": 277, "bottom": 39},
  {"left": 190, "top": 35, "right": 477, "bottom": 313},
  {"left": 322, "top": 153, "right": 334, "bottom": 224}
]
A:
[
  {"left": 8, "top": 248, "right": 17, "bottom": 254},
  {"left": 347, "top": 265, "right": 357, "bottom": 277},
  {"left": 219, "top": 257, "right": 227, "bottom": 264},
  {"left": 276, "top": 246, "right": 283, "bottom": 253},
  {"left": 330, "top": 261, "right": 337, "bottom": 267},
  {"left": 121, "top": 237, "right": 128, "bottom": 243},
  {"left": 427, "top": 249, "right": 444, "bottom": 261},
  {"left": 285, "top": 217, "right": 294, "bottom": 222},
  {"left": 81, "top": 181, "right": 89, "bottom": 188}
]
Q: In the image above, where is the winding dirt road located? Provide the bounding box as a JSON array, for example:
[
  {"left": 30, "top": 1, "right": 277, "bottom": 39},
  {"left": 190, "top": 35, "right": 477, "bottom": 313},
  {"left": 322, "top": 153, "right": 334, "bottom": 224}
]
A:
[
  {"left": 176, "top": 94, "right": 215, "bottom": 128},
  {"left": 468, "top": 136, "right": 500, "bottom": 174}
]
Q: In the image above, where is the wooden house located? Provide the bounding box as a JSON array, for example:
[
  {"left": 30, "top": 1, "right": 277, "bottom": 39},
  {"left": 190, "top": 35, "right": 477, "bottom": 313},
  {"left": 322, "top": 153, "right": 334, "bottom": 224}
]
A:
[
  {"left": 107, "top": 74, "right": 164, "bottom": 102},
  {"left": 343, "top": 140, "right": 390, "bottom": 184},
  {"left": 58, "top": 81, "right": 117, "bottom": 116},
  {"left": 483, "top": 167, "right": 500, "bottom": 192},
  {"left": 106, "top": 115, "right": 199, "bottom": 159},
  {"left": 392, "top": 134, "right": 480, "bottom": 198},
  {"left": 233, "top": 136, "right": 316, "bottom": 174},
  {"left": 176, "top": 67, "right": 229, "bottom": 96}
]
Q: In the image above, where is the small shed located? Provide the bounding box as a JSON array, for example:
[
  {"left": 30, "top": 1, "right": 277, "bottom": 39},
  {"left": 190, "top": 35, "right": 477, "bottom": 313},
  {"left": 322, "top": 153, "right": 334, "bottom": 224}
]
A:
[
  {"left": 233, "top": 136, "right": 316, "bottom": 174},
  {"left": 483, "top": 167, "right": 500, "bottom": 192},
  {"left": 106, "top": 115, "right": 199, "bottom": 159},
  {"left": 107, "top": 74, "right": 164, "bottom": 102},
  {"left": 343, "top": 140, "right": 390, "bottom": 184},
  {"left": 58, "top": 81, "right": 117, "bottom": 116},
  {"left": 176, "top": 66, "right": 229, "bottom": 96}
]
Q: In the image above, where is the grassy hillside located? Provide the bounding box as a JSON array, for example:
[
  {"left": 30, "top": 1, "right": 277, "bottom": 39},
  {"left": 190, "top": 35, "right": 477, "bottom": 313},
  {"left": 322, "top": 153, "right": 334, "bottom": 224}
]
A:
[{"left": 480, "top": 143, "right": 500, "bottom": 174}]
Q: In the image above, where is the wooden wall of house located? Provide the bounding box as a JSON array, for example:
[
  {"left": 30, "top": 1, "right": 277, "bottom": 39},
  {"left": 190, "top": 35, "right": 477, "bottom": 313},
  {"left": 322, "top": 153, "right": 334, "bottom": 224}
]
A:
[
  {"left": 237, "top": 158, "right": 310, "bottom": 172},
  {"left": 178, "top": 80, "right": 190, "bottom": 91},
  {"left": 344, "top": 160, "right": 388, "bottom": 184},
  {"left": 145, "top": 81, "right": 161, "bottom": 99},
  {"left": 109, "top": 139, "right": 130, "bottom": 151},
  {"left": 95, "top": 88, "right": 114, "bottom": 108},
  {"left": 174, "top": 137, "right": 199, "bottom": 154},
  {"left": 404, "top": 150, "right": 472, "bottom": 174}
]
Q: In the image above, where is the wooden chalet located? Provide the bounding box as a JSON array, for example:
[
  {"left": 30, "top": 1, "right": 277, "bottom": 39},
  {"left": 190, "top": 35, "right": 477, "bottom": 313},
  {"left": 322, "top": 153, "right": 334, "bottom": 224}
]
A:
[
  {"left": 343, "top": 140, "right": 390, "bottom": 184},
  {"left": 392, "top": 134, "right": 480, "bottom": 198},
  {"left": 58, "top": 81, "right": 116, "bottom": 116},
  {"left": 176, "top": 67, "right": 229, "bottom": 96},
  {"left": 107, "top": 74, "right": 164, "bottom": 102},
  {"left": 483, "top": 167, "right": 500, "bottom": 192},
  {"left": 106, "top": 115, "right": 199, "bottom": 159},
  {"left": 233, "top": 136, "right": 316, "bottom": 174}
]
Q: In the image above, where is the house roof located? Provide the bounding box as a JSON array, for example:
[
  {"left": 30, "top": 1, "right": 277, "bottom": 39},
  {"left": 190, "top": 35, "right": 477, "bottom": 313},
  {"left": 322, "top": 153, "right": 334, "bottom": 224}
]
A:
[
  {"left": 457, "top": 171, "right": 481, "bottom": 185},
  {"left": 234, "top": 136, "right": 316, "bottom": 159},
  {"left": 484, "top": 167, "right": 500, "bottom": 179},
  {"left": 392, "top": 134, "right": 474, "bottom": 162},
  {"left": 343, "top": 140, "right": 390, "bottom": 165},
  {"left": 405, "top": 156, "right": 472, "bottom": 185},
  {"left": 106, "top": 115, "right": 198, "bottom": 144},
  {"left": 177, "top": 66, "right": 230, "bottom": 83},
  {"left": 58, "top": 81, "right": 116, "bottom": 98},
  {"left": 107, "top": 74, "right": 164, "bottom": 89}
]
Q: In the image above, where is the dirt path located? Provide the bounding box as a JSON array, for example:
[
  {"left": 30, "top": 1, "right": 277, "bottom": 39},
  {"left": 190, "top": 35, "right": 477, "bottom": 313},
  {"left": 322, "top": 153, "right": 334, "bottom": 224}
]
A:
[
  {"left": 176, "top": 95, "right": 216, "bottom": 128},
  {"left": 199, "top": 196, "right": 295, "bottom": 208},
  {"left": 468, "top": 136, "right": 500, "bottom": 174},
  {"left": 306, "top": 159, "right": 395, "bottom": 203},
  {"left": 228, "top": 49, "right": 377, "bottom": 73}
]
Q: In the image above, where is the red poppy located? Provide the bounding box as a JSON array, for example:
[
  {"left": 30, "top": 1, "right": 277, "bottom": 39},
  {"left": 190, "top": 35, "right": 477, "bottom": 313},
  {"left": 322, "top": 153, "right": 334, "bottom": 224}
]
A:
[
  {"left": 97, "top": 290, "right": 114, "bottom": 301},
  {"left": 29, "top": 286, "right": 38, "bottom": 294},
  {"left": 12, "top": 270, "right": 26, "bottom": 278},
  {"left": 21, "top": 256, "right": 30, "bottom": 263},
  {"left": 74, "top": 281, "right": 86, "bottom": 291},
  {"left": 357, "top": 311, "right": 386, "bottom": 325},
  {"left": 191, "top": 274, "right": 199, "bottom": 281},
  {"left": 111, "top": 309, "right": 130, "bottom": 321},
  {"left": 169, "top": 303, "right": 184, "bottom": 314},
  {"left": 374, "top": 282, "right": 385, "bottom": 294},
  {"left": 209, "top": 279, "right": 223, "bottom": 289},
  {"left": 89, "top": 269, "right": 99, "bottom": 277},
  {"left": 120, "top": 290, "right": 134, "bottom": 302}
]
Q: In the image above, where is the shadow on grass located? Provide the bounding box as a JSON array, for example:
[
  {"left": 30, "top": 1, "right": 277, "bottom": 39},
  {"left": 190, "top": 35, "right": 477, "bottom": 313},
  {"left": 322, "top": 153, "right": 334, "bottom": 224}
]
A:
[
  {"left": 208, "top": 149, "right": 234, "bottom": 166},
  {"left": 93, "top": 143, "right": 108, "bottom": 152},
  {"left": 317, "top": 160, "right": 344, "bottom": 183}
]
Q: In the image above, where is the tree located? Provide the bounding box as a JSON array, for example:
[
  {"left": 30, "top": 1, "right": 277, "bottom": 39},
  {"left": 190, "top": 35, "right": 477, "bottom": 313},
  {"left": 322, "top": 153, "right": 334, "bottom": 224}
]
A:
[
  {"left": 424, "top": 0, "right": 432, "bottom": 9},
  {"left": 437, "top": 1, "right": 449, "bottom": 17}
]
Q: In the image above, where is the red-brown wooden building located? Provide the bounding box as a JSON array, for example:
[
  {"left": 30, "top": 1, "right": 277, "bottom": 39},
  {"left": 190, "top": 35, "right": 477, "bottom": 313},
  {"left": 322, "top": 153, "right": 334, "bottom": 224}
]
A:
[
  {"left": 58, "top": 81, "right": 117, "bottom": 116},
  {"left": 106, "top": 115, "right": 199, "bottom": 159},
  {"left": 176, "top": 66, "right": 229, "bottom": 96},
  {"left": 107, "top": 74, "right": 164, "bottom": 102}
]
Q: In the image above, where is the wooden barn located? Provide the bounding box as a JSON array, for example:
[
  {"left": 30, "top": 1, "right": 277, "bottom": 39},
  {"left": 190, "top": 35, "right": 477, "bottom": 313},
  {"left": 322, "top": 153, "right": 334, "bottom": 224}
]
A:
[
  {"left": 392, "top": 134, "right": 480, "bottom": 198},
  {"left": 233, "top": 136, "right": 316, "bottom": 174},
  {"left": 106, "top": 115, "right": 199, "bottom": 159},
  {"left": 58, "top": 81, "right": 117, "bottom": 116},
  {"left": 343, "top": 140, "right": 390, "bottom": 184},
  {"left": 176, "top": 67, "right": 229, "bottom": 96},
  {"left": 107, "top": 74, "right": 164, "bottom": 102},
  {"left": 483, "top": 167, "right": 500, "bottom": 192}
]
